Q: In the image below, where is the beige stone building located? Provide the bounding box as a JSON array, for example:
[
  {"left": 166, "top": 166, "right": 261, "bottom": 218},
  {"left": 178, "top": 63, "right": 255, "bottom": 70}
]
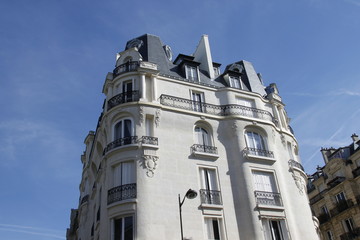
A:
[
  {"left": 308, "top": 134, "right": 360, "bottom": 240},
  {"left": 66, "top": 34, "right": 318, "bottom": 240}
]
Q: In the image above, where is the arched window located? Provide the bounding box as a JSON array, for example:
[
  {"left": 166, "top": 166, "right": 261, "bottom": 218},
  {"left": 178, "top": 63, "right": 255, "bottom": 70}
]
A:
[
  {"left": 245, "top": 130, "right": 270, "bottom": 157},
  {"left": 113, "top": 118, "right": 134, "bottom": 145},
  {"left": 195, "top": 126, "right": 211, "bottom": 146}
]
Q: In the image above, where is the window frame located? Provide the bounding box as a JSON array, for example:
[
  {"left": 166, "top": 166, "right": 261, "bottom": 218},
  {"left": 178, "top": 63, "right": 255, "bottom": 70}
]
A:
[
  {"left": 229, "top": 76, "right": 242, "bottom": 89},
  {"left": 204, "top": 217, "right": 224, "bottom": 240},
  {"left": 112, "top": 215, "right": 135, "bottom": 240},
  {"left": 185, "top": 65, "right": 199, "bottom": 81},
  {"left": 113, "top": 118, "right": 134, "bottom": 141}
]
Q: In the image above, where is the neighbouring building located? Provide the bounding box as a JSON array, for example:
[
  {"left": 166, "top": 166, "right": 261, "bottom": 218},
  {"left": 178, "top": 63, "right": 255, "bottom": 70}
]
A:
[
  {"left": 66, "top": 34, "right": 318, "bottom": 240},
  {"left": 308, "top": 134, "right": 360, "bottom": 240}
]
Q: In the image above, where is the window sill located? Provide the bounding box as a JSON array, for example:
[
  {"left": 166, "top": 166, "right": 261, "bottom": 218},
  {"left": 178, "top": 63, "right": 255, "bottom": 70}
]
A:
[
  {"left": 192, "top": 151, "right": 219, "bottom": 159},
  {"left": 244, "top": 153, "right": 276, "bottom": 163}
]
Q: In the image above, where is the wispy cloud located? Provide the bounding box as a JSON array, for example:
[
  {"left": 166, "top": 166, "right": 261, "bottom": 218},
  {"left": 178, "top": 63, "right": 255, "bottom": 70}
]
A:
[{"left": 0, "top": 224, "right": 65, "bottom": 239}]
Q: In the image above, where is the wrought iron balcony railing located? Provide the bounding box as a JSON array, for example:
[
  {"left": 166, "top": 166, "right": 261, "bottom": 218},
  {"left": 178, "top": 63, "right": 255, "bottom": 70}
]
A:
[
  {"left": 327, "top": 176, "right": 346, "bottom": 189},
  {"left": 288, "top": 159, "right": 305, "bottom": 171},
  {"left": 340, "top": 227, "right": 360, "bottom": 240},
  {"left": 255, "top": 191, "right": 283, "bottom": 206},
  {"left": 199, "top": 189, "right": 222, "bottom": 205},
  {"left": 80, "top": 194, "right": 89, "bottom": 205},
  {"left": 353, "top": 167, "right": 360, "bottom": 178},
  {"left": 159, "top": 94, "right": 277, "bottom": 125},
  {"left": 191, "top": 144, "right": 218, "bottom": 155},
  {"left": 113, "top": 61, "right": 139, "bottom": 78},
  {"left": 309, "top": 189, "right": 328, "bottom": 205},
  {"left": 107, "top": 183, "right": 136, "bottom": 205},
  {"left": 330, "top": 199, "right": 354, "bottom": 216},
  {"left": 140, "top": 136, "right": 158, "bottom": 145},
  {"left": 107, "top": 90, "right": 140, "bottom": 110},
  {"left": 243, "top": 147, "right": 274, "bottom": 159},
  {"left": 317, "top": 213, "right": 331, "bottom": 224},
  {"left": 103, "top": 136, "right": 138, "bottom": 154}
]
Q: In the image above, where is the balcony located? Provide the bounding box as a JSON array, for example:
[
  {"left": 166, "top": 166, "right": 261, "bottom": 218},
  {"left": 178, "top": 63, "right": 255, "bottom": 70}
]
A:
[
  {"left": 330, "top": 199, "right": 354, "bottom": 216},
  {"left": 199, "top": 189, "right": 222, "bottom": 205},
  {"left": 309, "top": 190, "right": 328, "bottom": 205},
  {"left": 113, "top": 61, "right": 139, "bottom": 78},
  {"left": 107, "top": 183, "right": 136, "bottom": 205},
  {"left": 254, "top": 191, "right": 283, "bottom": 207},
  {"left": 159, "top": 94, "right": 278, "bottom": 126},
  {"left": 353, "top": 167, "right": 360, "bottom": 178},
  {"left": 243, "top": 147, "right": 275, "bottom": 159},
  {"left": 317, "top": 213, "right": 331, "bottom": 224},
  {"left": 327, "top": 176, "right": 346, "bottom": 189},
  {"left": 288, "top": 159, "right": 304, "bottom": 171},
  {"left": 191, "top": 144, "right": 218, "bottom": 157},
  {"left": 103, "top": 136, "right": 138, "bottom": 154},
  {"left": 107, "top": 90, "right": 140, "bottom": 110},
  {"left": 80, "top": 194, "right": 89, "bottom": 205},
  {"left": 340, "top": 228, "right": 360, "bottom": 240},
  {"left": 140, "top": 136, "right": 158, "bottom": 146}
]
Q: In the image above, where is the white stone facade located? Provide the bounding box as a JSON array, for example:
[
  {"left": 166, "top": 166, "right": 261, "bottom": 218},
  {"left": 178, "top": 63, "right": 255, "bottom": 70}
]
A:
[{"left": 66, "top": 34, "right": 318, "bottom": 240}]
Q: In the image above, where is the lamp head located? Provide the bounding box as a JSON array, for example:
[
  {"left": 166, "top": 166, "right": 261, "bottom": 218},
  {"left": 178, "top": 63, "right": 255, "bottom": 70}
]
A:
[{"left": 185, "top": 189, "right": 197, "bottom": 199}]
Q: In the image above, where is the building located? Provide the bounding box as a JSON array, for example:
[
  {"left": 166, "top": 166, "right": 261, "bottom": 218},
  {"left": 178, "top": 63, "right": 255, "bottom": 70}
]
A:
[
  {"left": 66, "top": 34, "right": 318, "bottom": 240},
  {"left": 308, "top": 134, "right": 360, "bottom": 240}
]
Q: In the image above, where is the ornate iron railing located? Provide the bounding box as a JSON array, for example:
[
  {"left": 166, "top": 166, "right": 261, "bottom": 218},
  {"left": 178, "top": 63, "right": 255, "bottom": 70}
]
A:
[
  {"left": 107, "top": 90, "right": 140, "bottom": 110},
  {"left": 288, "top": 159, "right": 305, "bottom": 171},
  {"left": 199, "top": 189, "right": 222, "bottom": 205},
  {"left": 107, "top": 183, "right": 136, "bottom": 205},
  {"left": 243, "top": 147, "right": 274, "bottom": 158},
  {"left": 327, "top": 176, "right": 346, "bottom": 189},
  {"left": 159, "top": 94, "right": 277, "bottom": 125},
  {"left": 309, "top": 189, "right": 328, "bottom": 205},
  {"left": 140, "top": 136, "right": 158, "bottom": 145},
  {"left": 317, "top": 213, "right": 331, "bottom": 224},
  {"left": 191, "top": 144, "right": 218, "bottom": 154},
  {"left": 80, "top": 194, "right": 89, "bottom": 205},
  {"left": 254, "top": 191, "right": 283, "bottom": 206},
  {"left": 103, "top": 136, "right": 138, "bottom": 154},
  {"left": 113, "top": 61, "right": 139, "bottom": 78},
  {"left": 340, "top": 227, "right": 360, "bottom": 240},
  {"left": 353, "top": 167, "right": 360, "bottom": 178},
  {"left": 330, "top": 200, "right": 354, "bottom": 216}
]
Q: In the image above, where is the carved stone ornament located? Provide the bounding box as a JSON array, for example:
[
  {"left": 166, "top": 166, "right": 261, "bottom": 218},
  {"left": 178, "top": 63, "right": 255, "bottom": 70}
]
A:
[
  {"left": 143, "top": 155, "right": 158, "bottom": 177},
  {"left": 232, "top": 121, "right": 238, "bottom": 136},
  {"left": 292, "top": 173, "right": 306, "bottom": 195},
  {"left": 155, "top": 109, "right": 161, "bottom": 127},
  {"left": 280, "top": 134, "right": 286, "bottom": 145},
  {"left": 139, "top": 106, "right": 144, "bottom": 126}
]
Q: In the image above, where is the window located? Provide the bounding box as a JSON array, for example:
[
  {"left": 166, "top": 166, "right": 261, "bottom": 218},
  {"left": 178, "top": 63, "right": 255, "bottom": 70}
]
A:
[
  {"left": 199, "top": 168, "right": 221, "bottom": 204},
  {"left": 122, "top": 80, "right": 134, "bottom": 102},
  {"left": 287, "top": 142, "right": 294, "bottom": 160},
  {"left": 113, "top": 216, "right": 134, "bottom": 240},
  {"left": 326, "top": 230, "right": 334, "bottom": 240},
  {"left": 343, "top": 218, "right": 355, "bottom": 232},
  {"left": 192, "top": 92, "right": 204, "bottom": 112},
  {"left": 108, "top": 161, "right": 136, "bottom": 204},
  {"left": 321, "top": 205, "right": 329, "bottom": 215},
  {"left": 335, "top": 192, "right": 346, "bottom": 203},
  {"left": 253, "top": 171, "right": 281, "bottom": 206},
  {"left": 245, "top": 131, "right": 271, "bottom": 157},
  {"left": 204, "top": 218, "right": 223, "bottom": 240},
  {"left": 195, "top": 127, "right": 211, "bottom": 146},
  {"left": 186, "top": 65, "right": 198, "bottom": 81},
  {"left": 213, "top": 67, "right": 220, "bottom": 77},
  {"left": 229, "top": 76, "right": 242, "bottom": 89},
  {"left": 262, "top": 219, "right": 288, "bottom": 240},
  {"left": 114, "top": 119, "right": 133, "bottom": 143}
]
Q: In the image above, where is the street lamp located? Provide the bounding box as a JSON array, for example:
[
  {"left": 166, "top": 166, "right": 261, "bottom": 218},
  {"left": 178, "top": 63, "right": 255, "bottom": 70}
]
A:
[{"left": 178, "top": 189, "right": 197, "bottom": 240}]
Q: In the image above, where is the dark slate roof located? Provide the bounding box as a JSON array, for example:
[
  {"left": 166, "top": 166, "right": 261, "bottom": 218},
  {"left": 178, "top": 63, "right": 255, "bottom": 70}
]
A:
[{"left": 125, "top": 34, "right": 266, "bottom": 93}]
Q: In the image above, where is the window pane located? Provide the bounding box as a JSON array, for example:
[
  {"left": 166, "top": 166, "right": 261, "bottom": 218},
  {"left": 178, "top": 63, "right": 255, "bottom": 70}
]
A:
[
  {"left": 124, "top": 120, "right": 132, "bottom": 138},
  {"left": 124, "top": 216, "right": 133, "bottom": 240},
  {"left": 114, "top": 218, "right": 122, "bottom": 240},
  {"left": 115, "top": 121, "right": 122, "bottom": 140}
]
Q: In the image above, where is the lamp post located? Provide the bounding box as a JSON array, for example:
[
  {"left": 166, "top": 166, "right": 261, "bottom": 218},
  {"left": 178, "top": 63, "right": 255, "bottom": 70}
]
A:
[{"left": 178, "top": 189, "right": 197, "bottom": 240}]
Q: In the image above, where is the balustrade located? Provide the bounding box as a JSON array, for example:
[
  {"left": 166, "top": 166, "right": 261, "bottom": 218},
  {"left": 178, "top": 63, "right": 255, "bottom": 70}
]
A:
[
  {"left": 199, "top": 189, "right": 222, "bottom": 205},
  {"left": 254, "top": 191, "right": 282, "bottom": 206},
  {"left": 107, "top": 183, "right": 136, "bottom": 205},
  {"left": 191, "top": 144, "right": 218, "bottom": 154}
]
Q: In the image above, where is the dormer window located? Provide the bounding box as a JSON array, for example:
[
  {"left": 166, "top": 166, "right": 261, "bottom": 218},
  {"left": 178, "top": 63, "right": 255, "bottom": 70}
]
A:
[
  {"left": 213, "top": 67, "right": 220, "bottom": 77},
  {"left": 186, "top": 65, "right": 199, "bottom": 81},
  {"left": 229, "top": 76, "right": 242, "bottom": 89}
]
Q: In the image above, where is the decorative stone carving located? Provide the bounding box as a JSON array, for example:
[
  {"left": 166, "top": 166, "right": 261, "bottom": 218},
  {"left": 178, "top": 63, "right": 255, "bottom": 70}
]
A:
[
  {"left": 155, "top": 109, "right": 161, "bottom": 127},
  {"left": 232, "top": 121, "right": 238, "bottom": 136},
  {"left": 280, "top": 134, "right": 286, "bottom": 145},
  {"left": 292, "top": 173, "right": 306, "bottom": 195},
  {"left": 139, "top": 106, "right": 144, "bottom": 126},
  {"left": 143, "top": 155, "right": 159, "bottom": 177}
]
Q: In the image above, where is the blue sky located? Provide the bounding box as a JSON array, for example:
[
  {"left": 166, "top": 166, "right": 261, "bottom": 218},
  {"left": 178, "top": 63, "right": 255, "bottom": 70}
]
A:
[{"left": 0, "top": 0, "right": 359, "bottom": 239}]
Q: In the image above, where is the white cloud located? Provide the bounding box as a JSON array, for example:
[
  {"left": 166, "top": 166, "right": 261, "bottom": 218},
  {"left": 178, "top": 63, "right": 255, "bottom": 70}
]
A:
[{"left": 0, "top": 223, "right": 64, "bottom": 239}]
